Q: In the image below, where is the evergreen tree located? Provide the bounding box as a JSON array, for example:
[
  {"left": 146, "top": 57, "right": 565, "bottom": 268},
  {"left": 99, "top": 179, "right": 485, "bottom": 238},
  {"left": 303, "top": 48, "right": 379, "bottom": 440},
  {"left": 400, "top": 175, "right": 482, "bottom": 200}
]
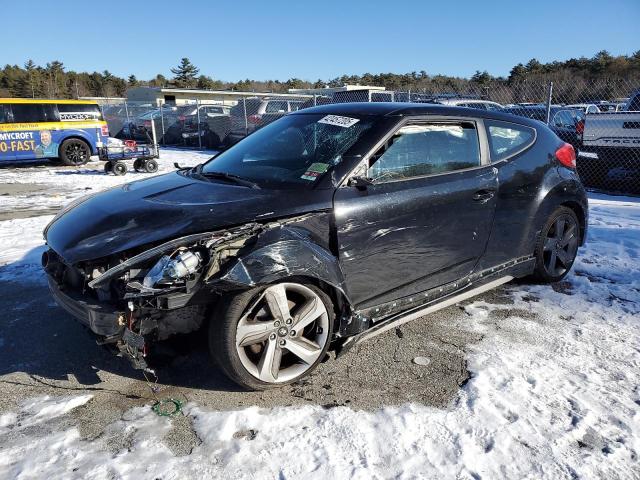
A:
[
  {"left": 24, "top": 60, "right": 37, "bottom": 97},
  {"left": 128, "top": 74, "right": 138, "bottom": 86},
  {"left": 46, "top": 61, "right": 65, "bottom": 98},
  {"left": 170, "top": 58, "right": 199, "bottom": 88}
]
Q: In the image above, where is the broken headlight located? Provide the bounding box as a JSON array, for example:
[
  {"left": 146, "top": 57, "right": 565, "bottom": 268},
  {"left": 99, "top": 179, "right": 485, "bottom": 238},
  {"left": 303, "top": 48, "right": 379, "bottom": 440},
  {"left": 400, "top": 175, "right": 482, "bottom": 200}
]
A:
[{"left": 143, "top": 250, "right": 201, "bottom": 288}]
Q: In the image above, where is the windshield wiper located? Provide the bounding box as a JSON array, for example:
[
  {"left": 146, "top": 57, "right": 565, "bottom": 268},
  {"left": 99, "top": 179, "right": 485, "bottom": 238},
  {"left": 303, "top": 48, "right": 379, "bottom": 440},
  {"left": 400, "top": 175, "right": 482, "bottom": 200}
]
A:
[{"left": 200, "top": 171, "right": 261, "bottom": 189}]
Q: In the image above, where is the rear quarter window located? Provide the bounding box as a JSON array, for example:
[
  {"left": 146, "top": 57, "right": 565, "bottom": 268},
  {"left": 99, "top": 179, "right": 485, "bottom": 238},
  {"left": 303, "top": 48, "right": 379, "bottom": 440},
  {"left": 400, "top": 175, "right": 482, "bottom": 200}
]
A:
[
  {"left": 485, "top": 120, "right": 535, "bottom": 161},
  {"left": 265, "top": 101, "right": 288, "bottom": 113}
]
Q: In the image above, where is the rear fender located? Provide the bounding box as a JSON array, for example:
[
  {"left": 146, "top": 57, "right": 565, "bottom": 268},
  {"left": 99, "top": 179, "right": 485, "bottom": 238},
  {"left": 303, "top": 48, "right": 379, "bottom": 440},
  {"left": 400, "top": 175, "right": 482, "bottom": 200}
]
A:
[
  {"left": 59, "top": 129, "right": 98, "bottom": 154},
  {"left": 529, "top": 173, "right": 588, "bottom": 251}
]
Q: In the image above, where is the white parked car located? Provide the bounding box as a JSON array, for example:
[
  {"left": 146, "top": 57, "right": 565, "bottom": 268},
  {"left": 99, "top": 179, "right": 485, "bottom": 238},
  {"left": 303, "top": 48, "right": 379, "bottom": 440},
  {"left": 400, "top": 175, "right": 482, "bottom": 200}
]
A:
[
  {"left": 565, "top": 103, "right": 601, "bottom": 114},
  {"left": 435, "top": 99, "right": 504, "bottom": 111}
]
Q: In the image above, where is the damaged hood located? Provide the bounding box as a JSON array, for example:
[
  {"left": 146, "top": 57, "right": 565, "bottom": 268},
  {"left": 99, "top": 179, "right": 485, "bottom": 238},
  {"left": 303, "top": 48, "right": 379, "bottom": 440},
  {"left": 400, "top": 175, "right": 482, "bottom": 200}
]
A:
[{"left": 45, "top": 171, "right": 331, "bottom": 264}]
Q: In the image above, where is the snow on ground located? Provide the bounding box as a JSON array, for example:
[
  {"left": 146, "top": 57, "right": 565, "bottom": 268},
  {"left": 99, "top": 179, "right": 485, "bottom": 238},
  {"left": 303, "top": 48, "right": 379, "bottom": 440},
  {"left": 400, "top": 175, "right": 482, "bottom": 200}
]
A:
[
  {"left": 0, "top": 148, "right": 214, "bottom": 216},
  {"left": 0, "top": 153, "right": 639, "bottom": 479}
]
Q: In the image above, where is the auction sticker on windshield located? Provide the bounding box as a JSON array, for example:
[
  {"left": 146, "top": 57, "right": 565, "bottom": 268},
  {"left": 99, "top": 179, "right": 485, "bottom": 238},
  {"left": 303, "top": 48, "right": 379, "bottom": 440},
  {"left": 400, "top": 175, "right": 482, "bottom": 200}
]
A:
[
  {"left": 301, "top": 162, "right": 330, "bottom": 181},
  {"left": 318, "top": 115, "right": 360, "bottom": 128}
]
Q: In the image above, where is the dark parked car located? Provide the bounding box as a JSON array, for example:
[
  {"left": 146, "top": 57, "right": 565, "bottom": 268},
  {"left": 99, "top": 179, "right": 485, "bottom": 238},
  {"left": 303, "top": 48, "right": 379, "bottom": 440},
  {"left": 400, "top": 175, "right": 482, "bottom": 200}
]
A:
[
  {"left": 503, "top": 106, "right": 585, "bottom": 149},
  {"left": 180, "top": 104, "right": 231, "bottom": 149},
  {"left": 42, "top": 103, "right": 587, "bottom": 390},
  {"left": 225, "top": 98, "right": 305, "bottom": 145}
]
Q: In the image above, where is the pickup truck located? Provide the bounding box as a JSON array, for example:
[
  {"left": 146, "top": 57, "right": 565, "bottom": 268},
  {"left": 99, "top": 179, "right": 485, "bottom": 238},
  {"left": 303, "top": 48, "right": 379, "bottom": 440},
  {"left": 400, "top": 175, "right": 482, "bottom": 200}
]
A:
[{"left": 578, "top": 90, "right": 640, "bottom": 193}]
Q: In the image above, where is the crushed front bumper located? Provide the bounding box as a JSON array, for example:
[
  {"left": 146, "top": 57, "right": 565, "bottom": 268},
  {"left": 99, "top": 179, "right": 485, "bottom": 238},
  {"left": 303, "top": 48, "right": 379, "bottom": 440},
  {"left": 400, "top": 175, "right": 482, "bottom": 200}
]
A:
[{"left": 47, "top": 276, "right": 124, "bottom": 337}]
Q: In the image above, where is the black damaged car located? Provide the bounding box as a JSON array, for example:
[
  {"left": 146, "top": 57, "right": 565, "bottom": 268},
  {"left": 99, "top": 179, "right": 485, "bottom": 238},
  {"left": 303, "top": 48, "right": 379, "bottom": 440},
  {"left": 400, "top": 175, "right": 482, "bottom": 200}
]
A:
[{"left": 42, "top": 103, "right": 588, "bottom": 390}]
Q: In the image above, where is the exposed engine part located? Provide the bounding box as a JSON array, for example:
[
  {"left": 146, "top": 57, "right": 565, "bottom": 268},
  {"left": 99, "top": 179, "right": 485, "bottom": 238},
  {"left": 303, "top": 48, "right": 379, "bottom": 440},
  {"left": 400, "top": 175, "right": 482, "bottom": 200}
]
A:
[
  {"left": 142, "top": 250, "right": 202, "bottom": 288},
  {"left": 166, "top": 250, "right": 201, "bottom": 279}
]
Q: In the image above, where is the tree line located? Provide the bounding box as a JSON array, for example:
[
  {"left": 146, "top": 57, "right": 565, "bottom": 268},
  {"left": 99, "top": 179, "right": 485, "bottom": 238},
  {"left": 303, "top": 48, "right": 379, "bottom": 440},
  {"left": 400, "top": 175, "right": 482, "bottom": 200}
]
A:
[{"left": 1, "top": 51, "right": 638, "bottom": 102}]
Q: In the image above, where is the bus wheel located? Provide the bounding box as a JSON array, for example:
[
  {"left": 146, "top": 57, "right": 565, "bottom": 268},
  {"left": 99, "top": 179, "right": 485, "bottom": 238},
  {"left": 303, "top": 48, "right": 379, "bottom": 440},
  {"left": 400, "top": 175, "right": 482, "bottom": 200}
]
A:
[
  {"left": 113, "top": 161, "right": 127, "bottom": 176},
  {"left": 59, "top": 139, "right": 91, "bottom": 166},
  {"left": 144, "top": 159, "right": 158, "bottom": 173}
]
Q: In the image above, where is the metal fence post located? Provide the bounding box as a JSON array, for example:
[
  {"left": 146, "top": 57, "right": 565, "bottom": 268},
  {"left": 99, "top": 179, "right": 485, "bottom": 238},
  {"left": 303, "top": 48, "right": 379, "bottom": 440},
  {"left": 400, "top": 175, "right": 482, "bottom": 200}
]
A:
[
  {"left": 545, "top": 82, "right": 554, "bottom": 125},
  {"left": 243, "top": 97, "right": 248, "bottom": 136},
  {"left": 159, "top": 103, "right": 165, "bottom": 146},
  {"left": 313, "top": 94, "right": 317, "bottom": 106},
  {"left": 196, "top": 99, "right": 202, "bottom": 149},
  {"left": 150, "top": 110, "right": 158, "bottom": 153}
]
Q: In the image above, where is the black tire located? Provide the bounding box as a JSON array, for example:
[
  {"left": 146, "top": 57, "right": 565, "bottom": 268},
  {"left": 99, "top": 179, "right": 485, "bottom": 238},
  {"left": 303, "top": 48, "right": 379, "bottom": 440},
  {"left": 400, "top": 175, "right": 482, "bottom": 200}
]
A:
[
  {"left": 209, "top": 281, "right": 335, "bottom": 391},
  {"left": 59, "top": 138, "right": 91, "bottom": 166},
  {"left": 112, "top": 161, "right": 127, "bottom": 176},
  {"left": 133, "top": 159, "right": 143, "bottom": 172},
  {"left": 144, "top": 159, "right": 158, "bottom": 173},
  {"left": 531, "top": 206, "right": 580, "bottom": 283},
  {"left": 103, "top": 162, "right": 113, "bottom": 173}
]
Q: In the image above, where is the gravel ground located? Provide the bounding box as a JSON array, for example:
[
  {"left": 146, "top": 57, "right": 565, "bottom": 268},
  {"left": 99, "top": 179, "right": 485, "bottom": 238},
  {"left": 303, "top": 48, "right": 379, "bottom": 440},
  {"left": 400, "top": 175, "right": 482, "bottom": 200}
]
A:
[{"left": 0, "top": 278, "right": 520, "bottom": 441}]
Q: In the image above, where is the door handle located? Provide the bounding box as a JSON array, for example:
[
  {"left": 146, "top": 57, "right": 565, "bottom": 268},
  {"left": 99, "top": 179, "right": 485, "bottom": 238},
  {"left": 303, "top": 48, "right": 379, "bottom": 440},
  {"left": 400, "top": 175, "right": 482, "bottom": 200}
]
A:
[{"left": 472, "top": 189, "right": 495, "bottom": 202}]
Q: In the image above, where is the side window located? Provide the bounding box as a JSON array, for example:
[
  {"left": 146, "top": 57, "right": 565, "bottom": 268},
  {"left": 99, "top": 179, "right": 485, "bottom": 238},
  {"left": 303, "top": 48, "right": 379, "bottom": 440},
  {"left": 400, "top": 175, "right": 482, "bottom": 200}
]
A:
[
  {"left": 265, "top": 101, "right": 287, "bottom": 113},
  {"left": 12, "top": 104, "right": 48, "bottom": 123},
  {"left": 486, "top": 120, "right": 535, "bottom": 161},
  {"left": 553, "top": 111, "right": 574, "bottom": 128},
  {"left": 369, "top": 122, "right": 481, "bottom": 182},
  {"left": 0, "top": 104, "right": 9, "bottom": 123}
]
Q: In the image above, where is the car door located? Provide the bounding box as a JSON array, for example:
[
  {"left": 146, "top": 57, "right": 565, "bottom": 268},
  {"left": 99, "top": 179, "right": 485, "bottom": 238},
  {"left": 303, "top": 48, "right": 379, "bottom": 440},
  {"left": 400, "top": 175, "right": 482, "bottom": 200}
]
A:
[
  {"left": 13, "top": 103, "right": 60, "bottom": 161},
  {"left": 333, "top": 118, "right": 498, "bottom": 310}
]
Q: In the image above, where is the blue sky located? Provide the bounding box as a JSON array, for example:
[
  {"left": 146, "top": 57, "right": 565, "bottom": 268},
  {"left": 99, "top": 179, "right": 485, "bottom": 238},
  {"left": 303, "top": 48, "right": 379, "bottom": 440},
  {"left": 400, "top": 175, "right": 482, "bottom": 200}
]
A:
[{"left": 5, "top": 0, "right": 639, "bottom": 81}]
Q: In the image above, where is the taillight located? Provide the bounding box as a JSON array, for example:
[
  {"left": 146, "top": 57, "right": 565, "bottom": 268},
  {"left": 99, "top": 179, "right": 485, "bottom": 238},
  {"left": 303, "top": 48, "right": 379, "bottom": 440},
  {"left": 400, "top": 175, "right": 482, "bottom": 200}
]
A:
[
  {"left": 101, "top": 124, "right": 109, "bottom": 136},
  {"left": 248, "top": 114, "right": 262, "bottom": 125},
  {"left": 555, "top": 143, "right": 576, "bottom": 169},
  {"left": 576, "top": 119, "right": 584, "bottom": 135}
]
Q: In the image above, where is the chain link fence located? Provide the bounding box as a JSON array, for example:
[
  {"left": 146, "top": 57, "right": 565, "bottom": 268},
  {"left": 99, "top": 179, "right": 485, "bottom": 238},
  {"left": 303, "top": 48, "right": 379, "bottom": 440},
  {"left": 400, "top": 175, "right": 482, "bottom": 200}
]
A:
[{"left": 102, "top": 78, "right": 639, "bottom": 195}]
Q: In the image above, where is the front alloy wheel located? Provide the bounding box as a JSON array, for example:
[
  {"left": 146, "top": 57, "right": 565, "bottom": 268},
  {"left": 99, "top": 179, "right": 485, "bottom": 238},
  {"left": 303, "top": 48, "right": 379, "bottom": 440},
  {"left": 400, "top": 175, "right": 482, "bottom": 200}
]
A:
[{"left": 210, "top": 282, "right": 333, "bottom": 390}]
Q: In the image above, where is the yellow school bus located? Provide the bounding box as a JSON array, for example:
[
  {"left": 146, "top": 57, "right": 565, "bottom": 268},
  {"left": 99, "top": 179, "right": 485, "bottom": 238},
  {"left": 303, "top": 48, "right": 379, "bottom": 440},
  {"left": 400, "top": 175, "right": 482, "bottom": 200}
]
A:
[{"left": 0, "top": 98, "right": 109, "bottom": 165}]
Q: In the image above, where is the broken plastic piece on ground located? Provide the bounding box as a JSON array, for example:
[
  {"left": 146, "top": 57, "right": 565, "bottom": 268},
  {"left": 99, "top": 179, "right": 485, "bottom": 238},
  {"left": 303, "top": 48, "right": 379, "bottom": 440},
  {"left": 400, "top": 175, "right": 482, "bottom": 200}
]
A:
[{"left": 152, "top": 398, "right": 183, "bottom": 417}]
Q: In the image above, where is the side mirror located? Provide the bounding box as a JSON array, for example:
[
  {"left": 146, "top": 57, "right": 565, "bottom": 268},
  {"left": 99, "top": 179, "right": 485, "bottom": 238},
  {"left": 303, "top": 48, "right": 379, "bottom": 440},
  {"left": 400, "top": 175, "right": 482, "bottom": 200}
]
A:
[{"left": 349, "top": 175, "right": 374, "bottom": 190}]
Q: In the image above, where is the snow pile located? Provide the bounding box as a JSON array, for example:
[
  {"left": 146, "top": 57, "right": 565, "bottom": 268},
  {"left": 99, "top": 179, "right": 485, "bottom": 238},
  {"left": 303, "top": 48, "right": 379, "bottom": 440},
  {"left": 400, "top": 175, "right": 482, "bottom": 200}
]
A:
[
  {"left": 0, "top": 153, "right": 638, "bottom": 479},
  {"left": 0, "top": 395, "right": 93, "bottom": 432}
]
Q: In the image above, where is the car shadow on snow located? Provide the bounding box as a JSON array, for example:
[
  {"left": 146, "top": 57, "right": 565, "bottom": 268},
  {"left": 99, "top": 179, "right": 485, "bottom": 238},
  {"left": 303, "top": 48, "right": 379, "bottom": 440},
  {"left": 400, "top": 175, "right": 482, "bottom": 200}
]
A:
[{"left": 0, "top": 248, "right": 243, "bottom": 393}]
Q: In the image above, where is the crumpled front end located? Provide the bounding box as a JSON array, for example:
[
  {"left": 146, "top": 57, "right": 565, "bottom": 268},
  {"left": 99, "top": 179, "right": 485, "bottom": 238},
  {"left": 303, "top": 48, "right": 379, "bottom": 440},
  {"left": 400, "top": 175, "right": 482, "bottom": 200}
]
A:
[{"left": 43, "top": 213, "right": 344, "bottom": 372}]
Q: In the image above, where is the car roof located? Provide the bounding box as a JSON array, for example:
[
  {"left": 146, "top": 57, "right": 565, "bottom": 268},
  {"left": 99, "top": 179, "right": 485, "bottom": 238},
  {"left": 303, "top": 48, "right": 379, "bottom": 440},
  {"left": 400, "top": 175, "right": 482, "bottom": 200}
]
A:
[{"left": 293, "top": 102, "right": 542, "bottom": 128}]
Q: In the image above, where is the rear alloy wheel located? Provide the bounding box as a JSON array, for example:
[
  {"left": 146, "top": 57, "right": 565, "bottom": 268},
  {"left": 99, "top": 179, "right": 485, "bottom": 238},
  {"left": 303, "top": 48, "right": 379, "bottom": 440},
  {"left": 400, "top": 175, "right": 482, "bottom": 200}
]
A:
[
  {"left": 533, "top": 207, "right": 580, "bottom": 282},
  {"left": 210, "top": 282, "right": 334, "bottom": 390},
  {"left": 59, "top": 138, "right": 91, "bottom": 166}
]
